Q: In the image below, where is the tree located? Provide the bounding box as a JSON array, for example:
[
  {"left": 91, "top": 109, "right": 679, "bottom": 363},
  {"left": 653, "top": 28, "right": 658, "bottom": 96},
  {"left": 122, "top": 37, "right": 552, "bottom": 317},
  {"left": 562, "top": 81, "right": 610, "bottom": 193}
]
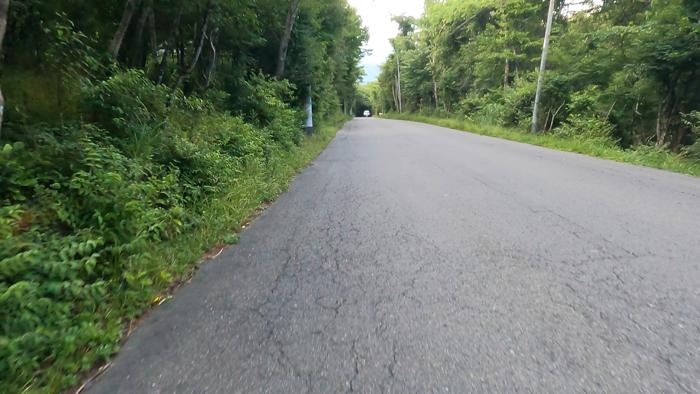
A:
[
  {"left": 275, "top": 0, "right": 301, "bottom": 79},
  {"left": 0, "top": 0, "right": 8, "bottom": 138},
  {"left": 172, "top": 0, "right": 214, "bottom": 92},
  {"left": 0, "top": 0, "right": 367, "bottom": 123},
  {"left": 378, "top": 0, "right": 700, "bottom": 153},
  {"left": 109, "top": 0, "right": 140, "bottom": 58}
]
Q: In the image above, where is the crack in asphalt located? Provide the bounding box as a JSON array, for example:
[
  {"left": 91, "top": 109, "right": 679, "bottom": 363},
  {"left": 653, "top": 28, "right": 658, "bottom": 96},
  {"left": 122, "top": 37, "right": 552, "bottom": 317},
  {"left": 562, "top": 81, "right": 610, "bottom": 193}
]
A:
[{"left": 87, "top": 119, "right": 700, "bottom": 393}]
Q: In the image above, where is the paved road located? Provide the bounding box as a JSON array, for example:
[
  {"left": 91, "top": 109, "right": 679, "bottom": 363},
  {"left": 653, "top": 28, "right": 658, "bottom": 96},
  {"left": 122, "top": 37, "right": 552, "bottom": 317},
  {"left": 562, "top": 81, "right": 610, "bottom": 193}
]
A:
[{"left": 88, "top": 118, "right": 700, "bottom": 393}]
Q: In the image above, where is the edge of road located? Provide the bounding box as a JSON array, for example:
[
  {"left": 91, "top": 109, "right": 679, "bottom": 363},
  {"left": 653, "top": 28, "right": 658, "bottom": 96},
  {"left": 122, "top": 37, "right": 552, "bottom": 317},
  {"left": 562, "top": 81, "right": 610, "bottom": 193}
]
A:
[
  {"left": 71, "top": 118, "right": 349, "bottom": 394},
  {"left": 381, "top": 114, "right": 700, "bottom": 178}
]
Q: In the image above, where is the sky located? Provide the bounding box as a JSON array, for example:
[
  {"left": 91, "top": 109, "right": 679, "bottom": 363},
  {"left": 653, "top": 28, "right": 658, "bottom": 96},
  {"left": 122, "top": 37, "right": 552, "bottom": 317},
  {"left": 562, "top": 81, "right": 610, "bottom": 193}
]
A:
[{"left": 347, "top": 0, "right": 425, "bottom": 82}]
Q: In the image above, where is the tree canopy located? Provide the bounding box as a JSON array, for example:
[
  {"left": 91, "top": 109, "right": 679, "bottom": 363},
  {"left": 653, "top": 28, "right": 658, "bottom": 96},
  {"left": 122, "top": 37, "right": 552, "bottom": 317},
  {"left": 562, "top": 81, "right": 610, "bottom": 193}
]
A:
[
  {"left": 377, "top": 0, "right": 700, "bottom": 154},
  {"left": 2, "top": 0, "right": 368, "bottom": 124}
]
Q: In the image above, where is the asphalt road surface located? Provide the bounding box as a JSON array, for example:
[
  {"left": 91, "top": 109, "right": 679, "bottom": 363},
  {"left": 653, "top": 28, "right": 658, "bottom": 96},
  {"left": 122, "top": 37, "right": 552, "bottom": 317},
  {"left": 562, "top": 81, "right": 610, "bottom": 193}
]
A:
[{"left": 88, "top": 118, "right": 700, "bottom": 393}]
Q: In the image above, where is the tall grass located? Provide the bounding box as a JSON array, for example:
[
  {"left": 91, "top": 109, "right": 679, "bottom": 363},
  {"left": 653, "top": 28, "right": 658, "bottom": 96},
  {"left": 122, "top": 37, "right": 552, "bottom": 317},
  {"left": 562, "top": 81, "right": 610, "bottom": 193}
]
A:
[
  {"left": 0, "top": 103, "right": 346, "bottom": 392},
  {"left": 145, "top": 116, "right": 345, "bottom": 285}
]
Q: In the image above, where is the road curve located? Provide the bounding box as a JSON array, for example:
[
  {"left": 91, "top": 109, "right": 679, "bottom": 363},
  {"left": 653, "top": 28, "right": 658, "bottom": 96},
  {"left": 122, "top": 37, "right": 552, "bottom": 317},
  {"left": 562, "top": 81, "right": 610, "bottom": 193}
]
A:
[{"left": 88, "top": 118, "right": 700, "bottom": 393}]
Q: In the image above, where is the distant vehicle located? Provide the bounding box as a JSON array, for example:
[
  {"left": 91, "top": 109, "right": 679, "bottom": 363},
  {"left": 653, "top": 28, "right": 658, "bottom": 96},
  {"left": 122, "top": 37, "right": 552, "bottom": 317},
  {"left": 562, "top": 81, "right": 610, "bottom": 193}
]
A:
[{"left": 363, "top": 110, "right": 371, "bottom": 117}]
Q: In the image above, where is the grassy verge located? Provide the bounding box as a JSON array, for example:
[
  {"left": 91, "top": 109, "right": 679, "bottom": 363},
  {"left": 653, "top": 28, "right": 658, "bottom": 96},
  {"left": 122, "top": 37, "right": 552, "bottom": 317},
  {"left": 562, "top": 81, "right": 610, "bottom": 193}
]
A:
[
  {"left": 386, "top": 113, "right": 700, "bottom": 177},
  {"left": 4, "top": 116, "right": 346, "bottom": 393},
  {"left": 142, "top": 117, "right": 346, "bottom": 291},
  {"left": 93, "top": 117, "right": 346, "bottom": 387}
]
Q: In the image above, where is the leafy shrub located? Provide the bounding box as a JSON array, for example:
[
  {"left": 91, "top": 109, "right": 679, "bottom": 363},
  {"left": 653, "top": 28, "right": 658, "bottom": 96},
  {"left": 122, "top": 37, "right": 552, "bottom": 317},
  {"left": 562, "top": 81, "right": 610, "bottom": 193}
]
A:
[
  {"left": 0, "top": 119, "right": 195, "bottom": 389},
  {"left": 458, "top": 78, "right": 535, "bottom": 128},
  {"left": 459, "top": 91, "right": 509, "bottom": 126},
  {"left": 0, "top": 13, "right": 104, "bottom": 126},
  {"left": 0, "top": 143, "right": 36, "bottom": 205},
  {"left": 245, "top": 76, "right": 303, "bottom": 149},
  {"left": 232, "top": 75, "right": 298, "bottom": 123},
  {"left": 681, "top": 111, "right": 700, "bottom": 162},
  {"left": 86, "top": 70, "right": 170, "bottom": 144},
  {"left": 553, "top": 114, "right": 619, "bottom": 147},
  {"left": 0, "top": 68, "right": 314, "bottom": 392},
  {"left": 502, "top": 80, "right": 537, "bottom": 128},
  {"left": 683, "top": 141, "right": 700, "bottom": 162},
  {"left": 566, "top": 86, "right": 602, "bottom": 115}
]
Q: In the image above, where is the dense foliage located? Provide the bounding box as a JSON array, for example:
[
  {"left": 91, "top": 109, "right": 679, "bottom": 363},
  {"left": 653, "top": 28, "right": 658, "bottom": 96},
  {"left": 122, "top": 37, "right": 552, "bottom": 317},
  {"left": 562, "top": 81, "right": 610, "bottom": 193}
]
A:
[
  {"left": 376, "top": 0, "right": 700, "bottom": 157},
  {"left": 0, "top": 0, "right": 366, "bottom": 391}
]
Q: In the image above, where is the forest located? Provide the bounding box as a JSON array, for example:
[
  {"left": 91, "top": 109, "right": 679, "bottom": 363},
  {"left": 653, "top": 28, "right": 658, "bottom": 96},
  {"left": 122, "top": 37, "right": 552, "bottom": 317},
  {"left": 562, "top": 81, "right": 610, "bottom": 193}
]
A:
[
  {"left": 368, "top": 0, "right": 700, "bottom": 164},
  {"left": 0, "top": 0, "right": 366, "bottom": 391}
]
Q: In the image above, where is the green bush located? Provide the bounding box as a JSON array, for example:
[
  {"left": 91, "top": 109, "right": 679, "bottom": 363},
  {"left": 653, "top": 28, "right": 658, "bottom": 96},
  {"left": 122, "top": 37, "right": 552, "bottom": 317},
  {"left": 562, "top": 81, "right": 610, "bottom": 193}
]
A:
[
  {"left": 502, "top": 80, "right": 537, "bottom": 128},
  {"left": 0, "top": 68, "right": 327, "bottom": 392},
  {"left": 457, "top": 80, "right": 535, "bottom": 128},
  {"left": 0, "top": 123, "right": 188, "bottom": 390},
  {"left": 458, "top": 91, "right": 507, "bottom": 125},
  {"left": 243, "top": 75, "right": 304, "bottom": 149},
  {"left": 681, "top": 111, "right": 700, "bottom": 162},
  {"left": 684, "top": 142, "right": 700, "bottom": 162},
  {"left": 553, "top": 114, "right": 619, "bottom": 147},
  {"left": 86, "top": 70, "right": 170, "bottom": 148}
]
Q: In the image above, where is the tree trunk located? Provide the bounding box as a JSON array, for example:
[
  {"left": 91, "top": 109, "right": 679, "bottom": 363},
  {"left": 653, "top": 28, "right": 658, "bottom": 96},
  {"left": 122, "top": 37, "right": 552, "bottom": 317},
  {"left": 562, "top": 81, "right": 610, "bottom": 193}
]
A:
[
  {"left": 396, "top": 54, "right": 402, "bottom": 113},
  {"left": 109, "top": 0, "right": 140, "bottom": 58},
  {"left": 655, "top": 103, "right": 666, "bottom": 147},
  {"left": 203, "top": 28, "right": 218, "bottom": 90},
  {"left": 440, "top": 68, "right": 448, "bottom": 113},
  {"left": 669, "top": 72, "right": 693, "bottom": 152},
  {"left": 503, "top": 58, "right": 510, "bottom": 89},
  {"left": 155, "top": 11, "right": 181, "bottom": 85},
  {"left": 431, "top": 64, "right": 439, "bottom": 111},
  {"left": 275, "top": 0, "right": 301, "bottom": 79},
  {"left": 130, "top": 1, "right": 151, "bottom": 68},
  {"left": 147, "top": 7, "right": 157, "bottom": 61},
  {"left": 173, "top": 0, "right": 213, "bottom": 92},
  {"left": 548, "top": 101, "right": 565, "bottom": 131},
  {"left": 0, "top": 0, "right": 9, "bottom": 139},
  {"left": 0, "top": 0, "right": 6, "bottom": 56},
  {"left": 156, "top": 48, "right": 168, "bottom": 84},
  {"left": 657, "top": 75, "right": 679, "bottom": 148},
  {"left": 631, "top": 98, "right": 642, "bottom": 144},
  {"left": 177, "top": 21, "right": 185, "bottom": 70},
  {"left": 670, "top": 126, "right": 687, "bottom": 153}
]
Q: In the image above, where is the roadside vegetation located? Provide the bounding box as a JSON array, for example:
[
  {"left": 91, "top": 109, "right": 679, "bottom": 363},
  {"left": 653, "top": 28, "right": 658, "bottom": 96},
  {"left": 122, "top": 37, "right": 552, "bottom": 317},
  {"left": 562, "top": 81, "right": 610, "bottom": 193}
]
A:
[
  {"left": 387, "top": 112, "right": 700, "bottom": 176},
  {"left": 370, "top": 0, "right": 700, "bottom": 173},
  {"left": 0, "top": 0, "right": 365, "bottom": 391}
]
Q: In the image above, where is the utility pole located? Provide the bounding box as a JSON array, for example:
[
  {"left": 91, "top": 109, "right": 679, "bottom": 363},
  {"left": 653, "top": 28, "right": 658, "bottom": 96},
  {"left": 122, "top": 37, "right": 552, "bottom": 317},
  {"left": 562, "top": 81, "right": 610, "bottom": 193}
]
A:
[
  {"left": 396, "top": 53, "right": 403, "bottom": 113},
  {"left": 531, "top": 0, "right": 556, "bottom": 133}
]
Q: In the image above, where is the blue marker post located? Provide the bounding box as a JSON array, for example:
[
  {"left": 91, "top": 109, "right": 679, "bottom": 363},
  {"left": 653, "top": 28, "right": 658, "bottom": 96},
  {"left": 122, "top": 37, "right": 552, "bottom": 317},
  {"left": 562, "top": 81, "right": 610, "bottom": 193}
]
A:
[{"left": 304, "top": 87, "right": 313, "bottom": 135}]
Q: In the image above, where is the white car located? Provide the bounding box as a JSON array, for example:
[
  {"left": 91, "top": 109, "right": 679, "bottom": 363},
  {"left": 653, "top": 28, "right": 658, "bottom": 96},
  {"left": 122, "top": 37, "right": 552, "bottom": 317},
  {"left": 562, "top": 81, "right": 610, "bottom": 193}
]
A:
[{"left": 363, "top": 110, "right": 371, "bottom": 117}]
